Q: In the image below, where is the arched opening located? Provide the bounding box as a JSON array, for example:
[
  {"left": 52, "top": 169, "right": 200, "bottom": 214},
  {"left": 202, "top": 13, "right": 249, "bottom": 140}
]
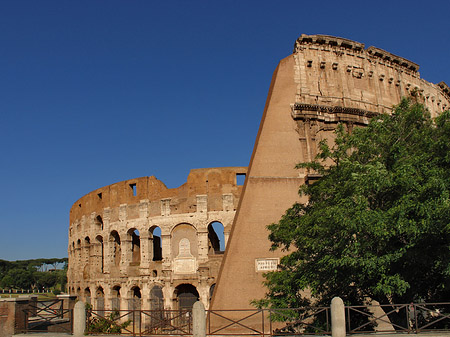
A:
[
  {"left": 77, "top": 239, "right": 82, "bottom": 262},
  {"left": 208, "top": 222, "right": 225, "bottom": 254},
  {"left": 174, "top": 284, "right": 199, "bottom": 311},
  {"left": 150, "top": 285, "right": 164, "bottom": 327},
  {"left": 110, "top": 231, "right": 121, "bottom": 267},
  {"left": 209, "top": 284, "right": 216, "bottom": 301},
  {"left": 111, "top": 285, "right": 121, "bottom": 310},
  {"left": 150, "top": 285, "right": 164, "bottom": 311},
  {"left": 149, "top": 226, "right": 162, "bottom": 261},
  {"left": 96, "top": 235, "right": 104, "bottom": 273},
  {"left": 95, "top": 215, "right": 104, "bottom": 230},
  {"left": 84, "top": 287, "right": 91, "bottom": 305},
  {"left": 128, "top": 229, "right": 141, "bottom": 264},
  {"left": 96, "top": 287, "right": 104, "bottom": 315},
  {"left": 76, "top": 287, "right": 81, "bottom": 298},
  {"left": 129, "top": 286, "right": 142, "bottom": 323}
]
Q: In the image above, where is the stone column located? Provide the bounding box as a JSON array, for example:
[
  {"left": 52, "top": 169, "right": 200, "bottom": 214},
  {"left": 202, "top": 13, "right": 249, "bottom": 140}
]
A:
[
  {"left": 73, "top": 301, "right": 86, "bottom": 337},
  {"left": 103, "top": 240, "right": 112, "bottom": 274},
  {"left": 162, "top": 282, "right": 173, "bottom": 310},
  {"left": 197, "top": 231, "right": 209, "bottom": 262},
  {"left": 193, "top": 301, "right": 206, "bottom": 337},
  {"left": 161, "top": 234, "right": 171, "bottom": 262},
  {"left": 331, "top": 297, "right": 346, "bottom": 337},
  {"left": 121, "top": 238, "right": 132, "bottom": 274},
  {"left": 139, "top": 231, "right": 150, "bottom": 271}
]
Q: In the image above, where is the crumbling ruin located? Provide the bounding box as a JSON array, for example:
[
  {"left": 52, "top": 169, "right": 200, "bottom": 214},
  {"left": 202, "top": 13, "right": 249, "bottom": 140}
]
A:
[{"left": 67, "top": 167, "right": 246, "bottom": 311}]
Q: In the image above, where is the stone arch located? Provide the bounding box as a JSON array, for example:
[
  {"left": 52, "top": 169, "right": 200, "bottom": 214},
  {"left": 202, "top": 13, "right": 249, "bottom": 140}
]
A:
[
  {"left": 207, "top": 221, "right": 225, "bottom": 254},
  {"left": 111, "top": 285, "right": 121, "bottom": 310},
  {"left": 174, "top": 284, "right": 199, "bottom": 311},
  {"left": 109, "top": 230, "right": 121, "bottom": 267},
  {"left": 127, "top": 228, "right": 141, "bottom": 264},
  {"left": 96, "top": 286, "right": 105, "bottom": 313},
  {"left": 149, "top": 226, "right": 162, "bottom": 261},
  {"left": 94, "top": 215, "right": 103, "bottom": 230},
  {"left": 171, "top": 223, "right": 198, "bottom": 259},
  {"left": 84, "top": 287, "right": 91, "bottom": 305},
  {"left": 128, "top": 285, "right": 142, "bottom": 323},
  {"left": 95, "top": 235, "right": 104, "bottom": 273},
  {"left": 209, "top": 283, "right": 216, "bottom": 300},
  {"left": 150, "top": 285, "right": 164, "bottom": 311}
]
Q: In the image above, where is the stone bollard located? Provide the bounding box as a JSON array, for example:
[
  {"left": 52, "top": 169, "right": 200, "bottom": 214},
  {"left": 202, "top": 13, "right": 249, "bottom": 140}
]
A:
[
  {"left": 73, "top": 301, "right": 86, "bottom": 337},
  {"left": 331, "top": 297, "right": 346, "bottom": 337},
  {"left": 193, "top": 301, "right": 206, "bottom": 337}
]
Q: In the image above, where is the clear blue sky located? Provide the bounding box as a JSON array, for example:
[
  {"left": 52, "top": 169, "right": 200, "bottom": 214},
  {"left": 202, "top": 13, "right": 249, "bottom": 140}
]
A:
[{"left": 1, "top": 0, "right": 449, "bottom": 261}]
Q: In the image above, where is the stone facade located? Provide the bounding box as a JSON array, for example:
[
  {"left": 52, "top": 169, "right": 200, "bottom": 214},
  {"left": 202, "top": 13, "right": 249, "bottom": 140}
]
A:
[
  {"left": 211, "top": 34, "right": 450, "bottom": 310},
  {"left": 67, "top": 167, "right": 247, "bottom": 311}
]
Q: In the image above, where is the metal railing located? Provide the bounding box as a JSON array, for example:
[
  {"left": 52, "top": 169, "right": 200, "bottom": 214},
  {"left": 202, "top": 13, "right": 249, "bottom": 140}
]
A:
[
  {"left": 86, "top": 309, "right": 192, "bottom": 336},
  {"left": 345, "top": 302, "right": 450, "bottom": 334},
  {"left": 206, "top": 307, "right": 331, "bottom": 336},
  {"left": 21, "top": 299, "right": 73, "bottom": 333},
  {"left": 84, "top": 302, "right": 450, "bottom": 336}
]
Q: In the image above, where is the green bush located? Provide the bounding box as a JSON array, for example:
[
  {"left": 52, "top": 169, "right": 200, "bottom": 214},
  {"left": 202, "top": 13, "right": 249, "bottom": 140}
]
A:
[{"left": 86, "top": 308, "right": 131, "bottom": 334}]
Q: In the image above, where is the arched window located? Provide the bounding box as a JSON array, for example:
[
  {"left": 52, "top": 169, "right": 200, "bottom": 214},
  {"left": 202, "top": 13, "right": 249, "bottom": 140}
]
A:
[
  {"left": 209, "top": 284, "right": 216, "bottom": 300},
  {"left": 208, "top": 222, "right": 225, "bottom": 254},
  {"left": 96, "top": 287, "right": 104, "bottom": 315},
  {"left": 111, "top": 285, "right": 121, "bottom": 310},
  {"left": 110, "top": 231, "right": 121, "bottom": 267},
  {"left": 95, "top": 215, "right": 103, "bottom": 230},
  {"left": 128, "top": 229, "right": 141, "bottom": 264},
  {"left": 96, "top": 235, "right": 104, "bottom": 273},
  {"left": 149, "top": 226, "right": 162, "bottom": 261},
  {"left": 84, "top": 287, "right": 91, "bottom": 305}
]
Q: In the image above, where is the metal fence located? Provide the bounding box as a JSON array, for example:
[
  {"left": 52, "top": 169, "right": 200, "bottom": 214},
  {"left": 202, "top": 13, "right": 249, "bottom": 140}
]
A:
[
  {"left": 86, "top": 309, "right": 192, "bottom": 336},
  {"left": 20, "top": 298, "right": 73, "bottom": 333},
  {"left": 85, "top": 302, "right": 450, "bottom": 336},
  {"left": 346, "top": 302, "right": 450, "bottom": 334}
]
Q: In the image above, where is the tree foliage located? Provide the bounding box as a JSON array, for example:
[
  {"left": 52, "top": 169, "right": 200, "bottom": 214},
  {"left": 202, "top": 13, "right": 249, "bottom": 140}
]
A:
[
  {"left": 0, "top": 258, "right": 67, "bottom": 291},
  {"left": 258, "top": 100, "right": 450, "bottom": 308}
]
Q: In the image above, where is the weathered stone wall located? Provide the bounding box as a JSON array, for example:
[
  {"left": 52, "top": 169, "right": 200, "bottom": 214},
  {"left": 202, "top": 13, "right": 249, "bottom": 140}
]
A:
[
  {"left": 0, "top": 300, "right": 16, "bottom": 337},
  {"left": 68, "top": 167, "right": 246, "bottom": 311},
  {"left": 211, "top": 34, "right": 450, "bottom": 310}
]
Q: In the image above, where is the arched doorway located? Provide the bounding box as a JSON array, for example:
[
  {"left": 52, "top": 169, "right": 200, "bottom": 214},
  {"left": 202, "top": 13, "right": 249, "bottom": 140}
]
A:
[
  {"left": 96, "top": 286, "right": 104, "bottom": 315},
  {"left": 111, "top": 285, "right": 121, "bottom": 310},
  {"left": 129, "top": 286, "right": 141, "bottom": 324},
  {"left": 174, "top": 284, "right": 199, "bottom": 311},
  {"left": 84, "top": 287, "right": 91, "bottom": 305},
  {"left": 150, "top": 285, "right": 164, "bottom": 328},
  {"left": 150, "top": 285, "right": 164, "bottom": 310}
]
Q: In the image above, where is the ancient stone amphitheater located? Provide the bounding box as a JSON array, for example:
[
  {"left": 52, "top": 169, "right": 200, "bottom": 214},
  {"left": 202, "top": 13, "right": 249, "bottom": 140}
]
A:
[
  {"left": 67, "top": 167, "right": 246, "bottom": 312},
  {"left": 69, "top": 34, "right": 450, "bottom": 313}
]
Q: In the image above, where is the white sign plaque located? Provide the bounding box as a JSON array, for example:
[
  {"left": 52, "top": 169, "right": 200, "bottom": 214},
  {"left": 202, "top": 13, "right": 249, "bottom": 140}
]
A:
[
  {"left": 255, "top": 258, "right": 279, "bottom": 272},
  {"left": 174, "top": 238, "right": 196, "bottom": 274}
]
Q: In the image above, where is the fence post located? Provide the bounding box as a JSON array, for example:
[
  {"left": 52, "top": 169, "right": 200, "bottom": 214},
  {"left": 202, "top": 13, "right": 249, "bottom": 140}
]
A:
[
  {"left": 193, "top": 301, "right": 206, "bottom": 337},
  {"left": 331, "top": 297, "right": 345, "bottom": 337},
  {"left": 73, "top": 301, "right": 86, "bottom": 337}
]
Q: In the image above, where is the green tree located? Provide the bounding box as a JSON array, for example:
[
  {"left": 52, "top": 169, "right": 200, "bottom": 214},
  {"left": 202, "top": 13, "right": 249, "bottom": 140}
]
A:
[{"left": 258, "top": 100, "right": 450, "bottom": 308}]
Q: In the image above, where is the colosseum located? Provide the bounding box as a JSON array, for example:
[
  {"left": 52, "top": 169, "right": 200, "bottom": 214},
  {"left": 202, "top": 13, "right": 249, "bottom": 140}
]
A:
[
  {"left": 69, "top": 34, "right": 450, "bottom": 313},
  {"left": 67, "top": 167, "right": 247, "bottom": 312}
]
